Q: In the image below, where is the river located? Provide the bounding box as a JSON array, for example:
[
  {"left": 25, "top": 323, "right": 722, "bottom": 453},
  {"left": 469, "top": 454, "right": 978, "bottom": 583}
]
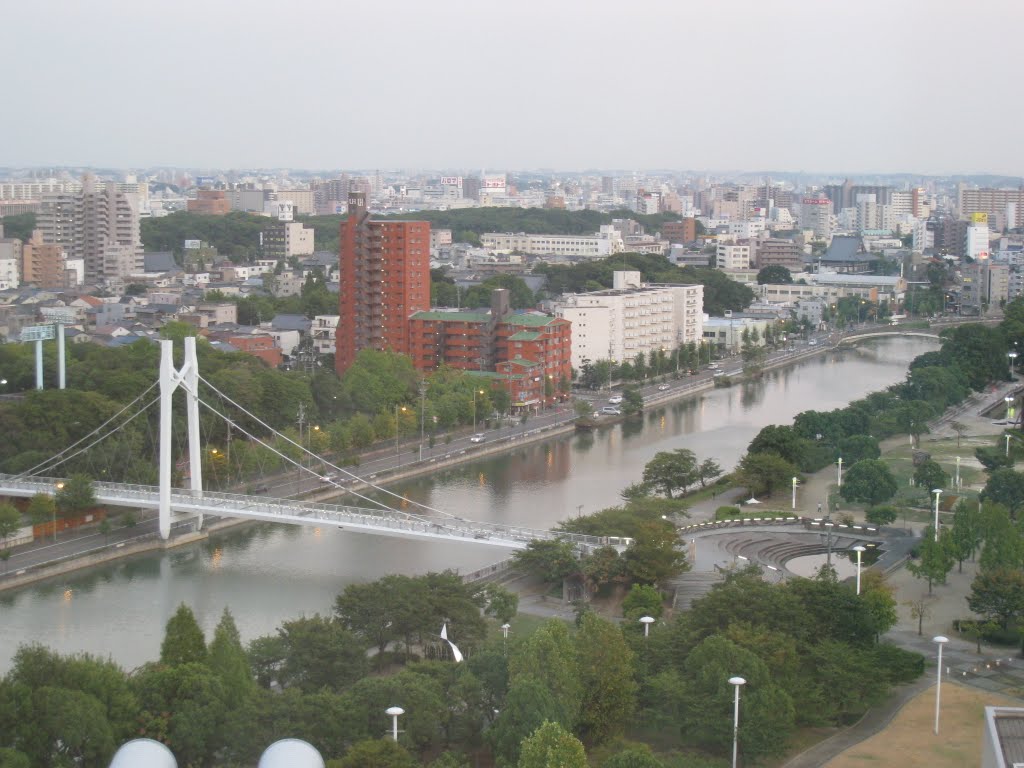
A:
[{"left": 0, "top": 337, "right": 936, "bottom": 671}]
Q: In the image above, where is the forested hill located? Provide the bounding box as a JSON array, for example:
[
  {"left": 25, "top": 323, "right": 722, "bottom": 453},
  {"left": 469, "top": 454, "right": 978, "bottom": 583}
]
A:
[{"left": 140, "top": 208, "right": 689, "bottom": 259}]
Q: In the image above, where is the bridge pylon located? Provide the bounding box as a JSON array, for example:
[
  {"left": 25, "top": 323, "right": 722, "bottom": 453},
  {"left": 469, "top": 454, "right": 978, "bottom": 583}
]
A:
[{"left": 159, "top": 337, "right": 203, "bottom": 539}]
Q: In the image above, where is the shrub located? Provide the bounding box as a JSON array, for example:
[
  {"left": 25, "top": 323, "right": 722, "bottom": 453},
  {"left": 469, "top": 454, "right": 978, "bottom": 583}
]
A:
[
  {"left": 714, "top": 506, "right": 743, "bottom": 520},
  {"left": 873, "top": 644, "right": 924, "bottom": 683}
]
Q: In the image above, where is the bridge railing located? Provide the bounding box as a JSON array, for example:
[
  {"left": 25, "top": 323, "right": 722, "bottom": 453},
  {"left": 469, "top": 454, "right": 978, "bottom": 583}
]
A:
[{"left": 0, "top": 474, "right": 622, "bottom": 550}]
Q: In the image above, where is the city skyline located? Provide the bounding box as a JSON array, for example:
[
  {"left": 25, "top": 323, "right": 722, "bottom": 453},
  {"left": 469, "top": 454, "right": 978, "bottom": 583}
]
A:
[{"left": 5, "top": 0, "right": 1022, "bottom": 175}]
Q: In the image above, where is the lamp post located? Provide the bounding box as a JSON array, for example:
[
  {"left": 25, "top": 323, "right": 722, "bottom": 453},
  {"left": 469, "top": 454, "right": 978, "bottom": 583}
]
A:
[
  {"left": 728, "top": 676, "right": 746, "bottom": 768},
  {"left": 933, "top": 636, "right": 948, "bottom": 736},
  {"left": 395, "top": 405, "right": 407, "bottom": 459},
  {"left": 639, "top": 615, "right": 655, "bottom": 637},
  {"left": 53, "top": 482, "right": 64, "bottom": 542},
  {"left": 852, "top": 545, "right": 866, "bottom": 595},
  {"left": 837, "top": 457, "right": 843, "bottom": 487},
  {"left": 932, "top": 488, "right": 943, "bottom": 541},
  {"left": 500, "top": 623, "right": 511, "bottom": 654},
  {"left": 1006, "top": 395, "right": 1015, "bottom": 427},
  {"left": 471, "top": 388, "right": 484, "bottom": 434},
  {"left": 1006, "top": 433, "right": 1012, "bottom": 458},
  {"left": 955, "top": 456, "right": 961, "bottom": 489},
  {"left": 1009, "top": 351, "right": 1018, "bottom": 380},
  {"left": 418, "top": 381, "right": 427, "bottom": 461},
  {"left": 385, "top": 706, "right": 404, "bottom": 742},
  {"left": 791, "top": 476, "right": 798, "bottom": 510}
]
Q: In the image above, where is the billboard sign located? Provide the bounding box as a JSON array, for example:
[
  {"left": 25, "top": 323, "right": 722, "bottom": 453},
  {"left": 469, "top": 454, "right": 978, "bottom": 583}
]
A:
[
  {"left": 440, "top": 176, "right": 463, "bottom": 187},
  {"left": 21, "top": 325, "right": 56, "bottom": 342},
  {"left": 184, "top": 239, "right": 201, "bottom": 249},
  {"left": 970, "top": 212, "right": 988, "bottom": 224},
  {"left": 196, "top": 176, "right": 215, "bottom": 187},
  {"left": 483, "top": 175, "right": 506, "bottom": 189}
]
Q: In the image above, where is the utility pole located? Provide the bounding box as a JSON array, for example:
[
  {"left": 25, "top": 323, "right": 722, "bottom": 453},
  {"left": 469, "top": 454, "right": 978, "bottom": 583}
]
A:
[{"left": 296, "top": 403, "right": 306, "bottom": 486}]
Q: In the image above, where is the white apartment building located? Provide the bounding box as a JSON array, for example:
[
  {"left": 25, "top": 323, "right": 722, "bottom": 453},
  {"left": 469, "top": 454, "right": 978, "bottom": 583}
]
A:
[
  {"left": 728, "top": 218, "right": 766, "bottom": 239},
  {"left": 0, "top": 180, "right": 82, "bottom": 200},
  {"left": 481, "top": 225, "right": 623, "bottom": 258},
  {"left": 37, "top": 175, "right": 143, "bottom": 285},
  {"left": 716, "top": 242, "right": 752, "bottom": 270},
  {"left": 554, "top": 271, "right": 704, "bottom": 370},
  {"left": 800, "top": 197, "right": 832, "bottom": 240},
  {"left": 311, "top": 315, "right": 340, "bottom": 355},
  {"left": 966, "top": 220, "right": 991, "bottom": 260},
  {"left": 284, "top": 222, "right": 314, "bottom": 257}
]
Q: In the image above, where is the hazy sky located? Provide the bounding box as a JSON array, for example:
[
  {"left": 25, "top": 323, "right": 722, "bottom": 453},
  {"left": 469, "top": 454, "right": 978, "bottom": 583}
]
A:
[{"left": 5, "top": 0, "right": 1021, "bottom": 175}]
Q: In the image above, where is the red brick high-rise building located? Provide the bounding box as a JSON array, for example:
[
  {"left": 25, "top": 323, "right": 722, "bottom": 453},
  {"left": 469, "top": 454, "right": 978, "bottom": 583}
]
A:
[{"left": 335, "top": 192, "right": 430, "bottom": 375}]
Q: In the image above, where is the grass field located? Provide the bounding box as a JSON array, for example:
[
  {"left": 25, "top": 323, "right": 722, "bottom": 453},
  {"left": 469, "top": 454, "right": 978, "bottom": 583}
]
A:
[{"left": 825, "top": 682, "right": 1017, "bottom": 767}]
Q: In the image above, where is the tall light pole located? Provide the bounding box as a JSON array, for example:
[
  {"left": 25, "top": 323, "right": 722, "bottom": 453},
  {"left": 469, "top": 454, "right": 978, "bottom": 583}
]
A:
[
  {"left": 639, "top": 615, "right": 655, "bottom": 637},
  {"left": 933, "top": 636, "right": 948, "bottom": 736},
  {"left": 852, "top": 545, "right": 866, "bottom": 595},
  {"left": 1006, "top": 433, "right": 1012, "bottom": 457},
  {"left": 395, "top": 405, "right": 407, "bottom": 459},
  {"left": 295, "top": 403, "right": 306, "bottom": 486},
  {"left": 955, "top": 456, "right": 961, "bottom": 490},
  {"left": 791, "top": 476, "right": 798, "bottom": 510},
  {"left": 472, "top": 388, "right": 484, "bottom": 434},
  {"left": 1006, "top": 395, "right": 1015, "bottom": 426},
  {"left": 53, "top": 481, "right": 64, "bottom": 542},
  {"left": 500, "top": 623, "right": 511, "bottom": 654},
  {"left": 418, "top": 381, "right": 427, "bottom": 461},
  {"left": 728, "top": 676, "right": 746, "bottom": 768},
  {"left": 385, "top": 706, "right": 404, "bottom": 742},
  {"left": 1009, "top": 351, "right": 1018, "bottom": 380},
  {"left": 932, "top": 488, "right": 943, "bottom": 541},
  {"left": 837, "top": 457, "right": 843, "bottom": 487}
]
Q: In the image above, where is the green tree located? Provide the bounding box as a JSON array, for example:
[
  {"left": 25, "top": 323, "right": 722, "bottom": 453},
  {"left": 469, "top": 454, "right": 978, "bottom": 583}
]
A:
[
  {"left": 26, "top": 493, "right": 56, "bottom": 526},
  {"left": 19, "top": 686, "right": 117, "bottom": 768},
  {"left": 54, "top": 473, "right": 97, "bottom": 514},
  {"left": 967, "top": 568, "right": 1024, "bottom": 629},
  {"left": 865, "top": 505, "right": 898, "bottom": 526},
  {"left": 949, "top": 501, "right": 983, "bottom": 572},
  {"left": 621, "top": 385, "right": 644, "bottom": 416},
  {"left": 913, "top": 459, "right": 948, "bottom": 491},
  {"left": 581, "top": 546, "right": 624, "bottom": 589},
  {"left": 840, "top": 460, "right": 898, "bottom": 506},
  {"left": 697, "top": 458, "right": 724, "bottom": 488},
  {"left": 735, "top": 451, "right": 799, "bottom": 497},
  {"left": 976, "top": 446, "right": 1013, "bottom": 471},
  {"left": 511, "top": 539, "right": 580, "bottom": 584},
  {"left": 509, "top": 620, "right": 581, "bottom": 727},
  {"left": 277, "top": 615, "right": 368, "bottom": 693},
  {"left": 906, "top": 527, "right": 955, "bottom": 594},
  {"left": 0, "top": 748, "right": 30, "bottom": 768},
  {"left": 160, "top": 603, "right": 207, "bottom": 667},
  {"left": 981, "top": 468, "right": 1024, "bottom": 518},
  {"left": 622, "top": 521, "right": 688, "bottom": 584},
  {"left": 208, "top": 608, "right": 254, "bottom": 706},
  {"left": 346, "top": 671, "right": 446, "bottom": 752},
  {"left": 574, "top": 613, "right": 637, "bottom": 743},
  {"left": 837, "top": 434, "right": 881, "bottom": 464},
  {"left": 642, "top": 449, "right": 699, "bottom": 498},
  {"left": 336, "top": 739, "right": 417, "bottom": 768},
  {"left": 0, "top": 503, "right": 21, "bottom": 541},
  {"left": 622, "top": 583, "right": 664, "bottom": 620},
  {"left": 488, "top": 676, "right": 566, "bottom": 766},
  {"left": 602, "top": 747, "right": 664, "bottom": 768},
  {"left": 483, "top": 584, "right": 519, "bottom": 624},
  {"left": 979, "top": 506, "right": 1024, "bottom": 572},
  {"left": 517, "top": 721, "right": 587, "bottom": 768},
  {"left": 757, "top": 265, "right": 793, "bottom": 284},
  {"left": 747, "top": 425, "right": 808, "bottom": 467}
]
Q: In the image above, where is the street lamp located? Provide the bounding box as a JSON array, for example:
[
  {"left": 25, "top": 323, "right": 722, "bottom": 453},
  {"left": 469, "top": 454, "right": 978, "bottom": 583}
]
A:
[
  {"left": 837, "top": 457, "right": 843, "bottom": 487},
  {"left": 1006, "top": 396, "right": 1015, "bottom": 426},
  {"left": 471, "top": 388, "right": 485, "bottom": 434},
  {"left": 955, "top": 456, "right": 961, "bottom": 489},
  {"left": 932, "top": 488, "right": 943, "bottom": 541},
  {"left": 1006, "top": 433, "right": 1012, "bottom": 458},
  {"left": 1009, "top": 351, "right": 1018, "bottom": 379},
  {"left": 728, "top": 676, "right": 746, "bottom": 768},
  {"left": 852, "top": 545, "right": 866, "bottom": 595},
  {"left": 933, "top": 636, "right": 949, "bottom": 735},
  {"left": 500, "top": 623, "right": 511, "bottom": 654},
  {"left": 395, "top": 405, "right": 407, "bottom": 459},
  {"left": 639, "top": 615, "right": 655, "bottom": 637},
  {"left": 418, "top": 381, "right": 427, "bottom": 461},
  {"left": 385, "top": 706, "right": 404, "bottom": 742},
  {"left": 791, "top": 476, "right": 798, "bottom": 510},
  {"left": 53, "top": 482, "right": 64, "bottom": 542}
]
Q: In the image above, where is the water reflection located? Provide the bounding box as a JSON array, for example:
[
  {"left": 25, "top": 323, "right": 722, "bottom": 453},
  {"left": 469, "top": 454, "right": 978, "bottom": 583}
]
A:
[{"left": 0, "top": 337, "right": 937, "bottom": 671}]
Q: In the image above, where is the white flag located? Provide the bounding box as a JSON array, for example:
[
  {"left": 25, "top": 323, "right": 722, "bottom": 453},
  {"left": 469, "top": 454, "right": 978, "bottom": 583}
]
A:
[{"left": 440, "top": 622, "right": 463, "bottom": 663}]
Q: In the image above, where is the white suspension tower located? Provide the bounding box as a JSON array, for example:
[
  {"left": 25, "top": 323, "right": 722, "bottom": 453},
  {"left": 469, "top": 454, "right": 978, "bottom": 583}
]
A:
[{"left": 158, "top": 337, "right": 203, "bottom": 539}]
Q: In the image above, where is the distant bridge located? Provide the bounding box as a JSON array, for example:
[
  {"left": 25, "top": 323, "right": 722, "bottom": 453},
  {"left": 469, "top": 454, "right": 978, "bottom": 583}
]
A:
[{"left": 836, "top": 328, "right": 941, "bottom": 346}]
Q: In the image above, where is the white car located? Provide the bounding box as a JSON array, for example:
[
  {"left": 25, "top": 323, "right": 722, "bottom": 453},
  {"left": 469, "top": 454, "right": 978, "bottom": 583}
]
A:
[
  {"left": 600, "top": 406, "right": 621, "bottom": 416},
  {"left": 657, "top": 383, "right": 670, "bottom": 391},
  {"left": 809, "top": 340, "right": 818, "bottom": 346},
  {"left": 608, "top": 395, "right": 623, "bottom": 404},
  {"left": 470, "top": 433, "right": 486, "bottom": 443}
]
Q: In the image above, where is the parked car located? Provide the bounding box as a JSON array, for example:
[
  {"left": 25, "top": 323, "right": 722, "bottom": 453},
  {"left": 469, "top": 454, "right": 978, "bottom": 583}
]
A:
[
  {"left": 470, "top": 433, "right": 487, "bottom": 443},
  {"left": 809, "top": 340, "right": 818, "bottom": 346},
  {"left": 600, "top": 406, "right": 622, "bottom": 416},
  {"left": 657, "top": 383, "right": 670, "bottom": 391},
  {"left": 708, "top": 363, "right": 719, "bottom": 370},
  {"left": 608, "top": 395, "right": 623, "bottom": 404}
]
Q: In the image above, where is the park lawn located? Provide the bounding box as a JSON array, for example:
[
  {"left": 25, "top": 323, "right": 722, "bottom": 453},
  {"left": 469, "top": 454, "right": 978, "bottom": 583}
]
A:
[{"left": 825, "top": 682, "right": 1018, "bottom": 768}]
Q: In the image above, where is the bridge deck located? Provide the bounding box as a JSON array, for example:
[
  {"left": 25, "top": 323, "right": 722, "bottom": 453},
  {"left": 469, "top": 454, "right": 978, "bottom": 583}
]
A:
[{"left": 0, "top": 474, "right": 628, "bottom": 552}]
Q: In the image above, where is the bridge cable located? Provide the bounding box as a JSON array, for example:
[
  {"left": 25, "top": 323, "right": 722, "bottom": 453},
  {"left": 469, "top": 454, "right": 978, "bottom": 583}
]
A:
[
  {"left": 11, "top": 381, "right": 160, "bottom": 480},
  {"left": 196, "top": 374, "right": 464, "bottom": 521}
]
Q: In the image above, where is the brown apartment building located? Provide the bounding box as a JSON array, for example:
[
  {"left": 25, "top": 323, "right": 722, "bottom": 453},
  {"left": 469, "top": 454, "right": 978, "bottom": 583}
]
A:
[
  {"left": 187, "top": 189, "right": 231, "bottom": 215},
  {"left": 335, "top": 192, "right": 430, "bottom": 375}
]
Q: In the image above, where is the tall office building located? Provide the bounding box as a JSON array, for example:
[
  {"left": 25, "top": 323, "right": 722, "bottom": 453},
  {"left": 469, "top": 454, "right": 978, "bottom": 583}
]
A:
[
  {"left": 957, "top": 186, "right": 1024, "bottom": 231},
  {"left": 801, "top": 197, "right": 832, "bottom": 240},
  {"left": 37, "top": 174, "right": 142, "bottom": 285},
  {"left": 335, "top": 192, "right": 430, "bottom": 375}
]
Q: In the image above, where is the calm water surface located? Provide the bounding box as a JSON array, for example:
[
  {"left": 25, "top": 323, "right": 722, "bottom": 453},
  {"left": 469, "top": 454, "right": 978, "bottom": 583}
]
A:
[{"left": 0, "top": 337, "right": 935, "bottom": 670}]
